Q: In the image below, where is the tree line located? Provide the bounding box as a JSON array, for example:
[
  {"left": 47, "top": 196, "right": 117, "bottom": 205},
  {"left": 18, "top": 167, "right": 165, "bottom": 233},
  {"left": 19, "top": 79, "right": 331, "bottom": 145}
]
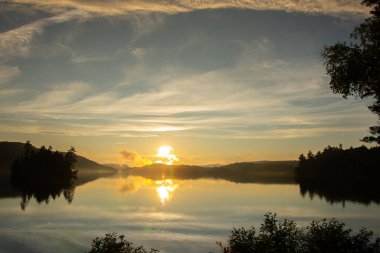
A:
[
  {"left": 295, "top": 145, "right": 380, "bottom": 204},
  {"left": 295, "top": 145, "right": 380, "bottom": 183}
]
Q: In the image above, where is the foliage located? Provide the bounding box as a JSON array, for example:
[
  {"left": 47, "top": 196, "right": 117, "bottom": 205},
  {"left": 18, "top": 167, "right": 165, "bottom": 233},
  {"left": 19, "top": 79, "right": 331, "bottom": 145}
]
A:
[
  {"left": 218, "top": 213, "right": 380, "bottom": 253},
  {"left": 295, "top": 145, "right": 380, "bottom": 182},
  {"left": 88, "top": 233, "right": 159, "bottom": 253},
  {"left": 322, "top": 0, "right": 380, "bottom": 144},
  {"left": 295, "top": 145, "right": 380, "bottom": 204},
  {"left": 228, "top": 226, "right": 256, "bottom": 253},
  {"left": 10, "top": 141, "right": 77, "bottom": 210},
  {"left": 89, "top": 214, "right": 380, "bottom": 253}
]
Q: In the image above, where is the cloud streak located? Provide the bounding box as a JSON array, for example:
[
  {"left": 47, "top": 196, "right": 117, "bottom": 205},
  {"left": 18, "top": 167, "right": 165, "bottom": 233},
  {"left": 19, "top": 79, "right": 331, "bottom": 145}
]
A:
[
  {"left": 0, "top": 2, "right": 375, "bottom": 163},
  {"left": 0, "top": 35, "right": 374, "bottom": 140},
  {"left": 0, "top": 8, "right": 91, "bottom": 61},
  {"left": 0, "top": 65, "right": 20, "bottom": 85},
  {"left": 9, "top": 0, "right": 369, "bottom": 16},
  {"left": 0, "top": 57, "right": 374, "bottom": 140}
]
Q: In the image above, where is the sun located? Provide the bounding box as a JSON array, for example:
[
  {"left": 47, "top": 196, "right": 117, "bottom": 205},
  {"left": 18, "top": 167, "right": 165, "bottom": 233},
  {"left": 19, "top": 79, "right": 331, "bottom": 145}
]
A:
[{"left": 155, "top": 146, "right": 179, "bottom": 165}]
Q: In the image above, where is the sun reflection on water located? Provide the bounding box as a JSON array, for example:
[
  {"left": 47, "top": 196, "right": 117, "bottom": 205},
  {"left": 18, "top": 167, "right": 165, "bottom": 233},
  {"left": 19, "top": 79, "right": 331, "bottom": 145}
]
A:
[{"left": 155, "top": 179, "right": 178, "bottom": 206}]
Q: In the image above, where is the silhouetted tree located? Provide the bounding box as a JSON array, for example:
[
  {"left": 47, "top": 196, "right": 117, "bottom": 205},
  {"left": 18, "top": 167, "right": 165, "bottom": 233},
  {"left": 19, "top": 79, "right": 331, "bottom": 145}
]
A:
[
  {"left": 65, "top": 146, "right": 77, "bottom": 169},
  {"left": 322, "top": 0, "right": 380, "bottom": 144},
  {"left": 295, "top": 145, "right": 380, "bottom": 204},
  {"left": 88, "top": 233, "right": 159, "bottom": 253},
  {"left": 218, "top": 213, "right": 380, "bottom": 253},
  {"left": 24, "top": 140, "right": 33, "bottom": 158},
  {"left": 227, "top": 226, "right": 256, "bottom": 253},
  {"left": 88, "top": 214, "right": 380, "bottom": 253},
  {"left": 10, "top": 141, "right": 77, "bottom": 210}
]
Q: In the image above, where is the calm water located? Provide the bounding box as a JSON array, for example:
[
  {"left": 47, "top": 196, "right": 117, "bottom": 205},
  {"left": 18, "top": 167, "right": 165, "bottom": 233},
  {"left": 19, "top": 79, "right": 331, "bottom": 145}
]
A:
[{"left": 0, "top": 175, "right": 380, "bottom": 253}]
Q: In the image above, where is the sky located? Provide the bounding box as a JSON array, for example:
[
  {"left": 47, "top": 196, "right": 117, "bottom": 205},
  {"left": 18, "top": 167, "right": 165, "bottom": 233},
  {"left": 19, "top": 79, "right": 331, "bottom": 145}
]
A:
[{"left": 0, "top": 0, "right": 377, "bottom": 166}]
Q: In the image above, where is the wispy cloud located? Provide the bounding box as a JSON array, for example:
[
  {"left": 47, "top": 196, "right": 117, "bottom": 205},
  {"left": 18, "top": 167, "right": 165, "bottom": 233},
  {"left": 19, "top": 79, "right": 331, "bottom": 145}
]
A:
[
  {"left": 0, "top": 55, "right": 374, "bottom": 140},
  {"left": 1, "top": 38, "right": 373, "bottom": 139},
  {"left": 0, "top": 65, "right": 20, "bottom": 85},
  {"left": 10, "top": 0, "right": 369, "bottom": 16},
  {"left": 1, "top": 32, "right": 374, "bottom": 140},
  {"left": 0, "top": 3, "right": 165, "bottom": 63},
  {"left": 16, "top": 81, "right": 90, "bottom": 109},
  {"left": 0, "top": 9, "right": 91, "bottom": 61},
  {"left": 0, "top": 1, "right": 375, "bottom": 163}
]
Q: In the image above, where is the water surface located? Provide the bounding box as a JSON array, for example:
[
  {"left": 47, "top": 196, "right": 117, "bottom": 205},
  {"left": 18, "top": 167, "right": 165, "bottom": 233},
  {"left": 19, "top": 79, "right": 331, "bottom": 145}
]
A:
[{"left": 0, "top": 175, "right": 379, "bottom": 253}]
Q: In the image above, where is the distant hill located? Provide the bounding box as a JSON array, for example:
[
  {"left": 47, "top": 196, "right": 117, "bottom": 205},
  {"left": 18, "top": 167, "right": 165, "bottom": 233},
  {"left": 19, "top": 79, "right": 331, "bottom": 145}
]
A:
[
  {"left": 105, "top": 163, "right": 131, "bottom": 171},
  {"left": 0, "top": 142, "right": 25, "bottom": 171},
  {"left": 127, "top": 161, "right": 297, "bottom": 184}
]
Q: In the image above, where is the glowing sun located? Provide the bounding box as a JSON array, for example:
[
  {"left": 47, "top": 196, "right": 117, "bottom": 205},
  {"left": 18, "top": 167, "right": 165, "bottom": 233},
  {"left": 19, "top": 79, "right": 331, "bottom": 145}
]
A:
[{"left": 155, "top": 146, "right": 179, "bottom": 165}]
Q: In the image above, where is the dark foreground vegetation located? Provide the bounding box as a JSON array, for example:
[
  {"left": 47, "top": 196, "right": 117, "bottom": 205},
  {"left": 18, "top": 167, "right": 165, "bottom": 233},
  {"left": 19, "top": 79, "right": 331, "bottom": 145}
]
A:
[
  {"left": 88, "top": 233, "right": 159, "bottom": 253},
  {"left": 220, "top": 213, "right": 380, "bottom": 253},
  {"left": 88, "top": 213, "right": 380, "bottom": 253},
  {"left": 295, "top": 145, "right": 380, "bottom": 205},
  {"left": 10, "top": 141, "right": 78, "bottom": 210}
]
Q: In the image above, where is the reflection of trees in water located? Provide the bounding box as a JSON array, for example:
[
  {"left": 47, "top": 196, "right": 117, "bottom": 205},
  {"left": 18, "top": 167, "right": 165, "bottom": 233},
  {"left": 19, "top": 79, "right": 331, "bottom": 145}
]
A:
[
  {"left": 10, "top": 141, "right": 77, "bottom": 210},
  {"left": 299, "top": 181, "right": 380, "bottom": 206},
  {"left": 13, "top": 174, "right": 77, "bottom": 210},
  {"left": 296, "top": 145, "right": 380, "bottom": 206}
]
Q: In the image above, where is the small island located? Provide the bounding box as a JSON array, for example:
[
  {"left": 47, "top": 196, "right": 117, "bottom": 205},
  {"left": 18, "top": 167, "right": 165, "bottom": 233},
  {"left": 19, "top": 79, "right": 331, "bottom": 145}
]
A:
[{"left": 10, "top": 141, "right": 78, "bottom": 210}]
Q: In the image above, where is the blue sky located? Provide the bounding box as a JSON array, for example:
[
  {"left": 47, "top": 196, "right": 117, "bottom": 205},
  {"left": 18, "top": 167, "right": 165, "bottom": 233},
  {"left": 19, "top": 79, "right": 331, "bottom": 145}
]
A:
[{"left": 0, "top": 0, "right": 377, "bottom": 165}]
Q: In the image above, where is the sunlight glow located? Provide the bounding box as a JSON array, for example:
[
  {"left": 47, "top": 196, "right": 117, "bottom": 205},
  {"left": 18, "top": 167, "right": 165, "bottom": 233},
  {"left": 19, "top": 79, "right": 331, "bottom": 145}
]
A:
[
  {"left": 155, "top": 146, "right": 179, "bottom": 165},
  {"left": 155, "top": 179, "right": 178, "bottom": 206}
]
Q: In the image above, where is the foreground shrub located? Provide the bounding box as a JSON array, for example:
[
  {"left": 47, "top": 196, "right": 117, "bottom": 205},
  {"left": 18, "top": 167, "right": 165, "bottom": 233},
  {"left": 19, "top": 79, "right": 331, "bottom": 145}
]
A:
[
  {"left": 88, "top": 233, "right": 159, "bottom": 253},
  {"left": 227, "top": 226, "right": 256, "bottom": 253},
  {"left": 88, "top": 214, "right": 380, "bottom": 253},
  {"left": 218, "top": 213, "right": 380, "bottom": 253}
]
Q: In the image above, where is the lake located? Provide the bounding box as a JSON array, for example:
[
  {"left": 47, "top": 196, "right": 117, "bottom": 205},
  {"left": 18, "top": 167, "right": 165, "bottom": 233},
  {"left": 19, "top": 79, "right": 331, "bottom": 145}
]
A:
[{"left": 0, "top": 174, "right": 380, "bottom": 253}]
